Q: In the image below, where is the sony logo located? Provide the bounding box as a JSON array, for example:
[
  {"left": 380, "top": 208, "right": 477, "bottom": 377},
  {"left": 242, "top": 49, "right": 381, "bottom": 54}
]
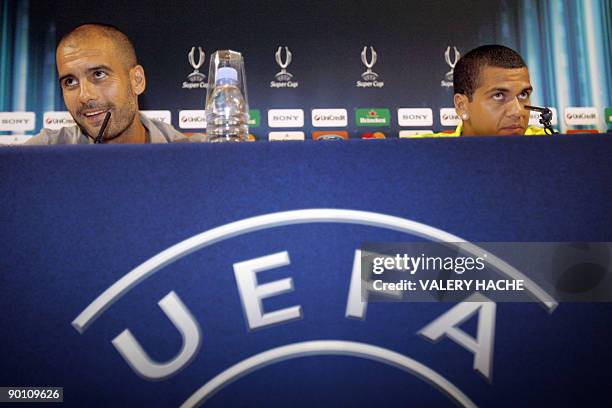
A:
[
  {"left": 1, "top": 119, "right": 30, "bottom": 124},
  {"left": 273, "top": 115, "right": 299, "bottom": 121}
]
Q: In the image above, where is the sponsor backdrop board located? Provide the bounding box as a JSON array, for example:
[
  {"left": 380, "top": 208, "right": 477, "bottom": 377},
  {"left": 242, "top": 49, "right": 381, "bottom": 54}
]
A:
[
  {"left": 0, "top": 0, "right": 611, "bottom": 138},
  {"left": 1, "top": 137, "right": 612, "bottom": 406}
]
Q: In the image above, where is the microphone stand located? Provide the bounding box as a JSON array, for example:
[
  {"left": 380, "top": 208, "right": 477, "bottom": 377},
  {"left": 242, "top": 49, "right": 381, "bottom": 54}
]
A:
[{"left": 525, "top": 105, "right": 556, "bottom": 135}]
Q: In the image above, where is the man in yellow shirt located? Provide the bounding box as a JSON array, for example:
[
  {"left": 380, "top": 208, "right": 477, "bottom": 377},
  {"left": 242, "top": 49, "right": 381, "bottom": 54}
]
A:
[{"left": 422, "top": 44, "right": 547, "bottom": 137}]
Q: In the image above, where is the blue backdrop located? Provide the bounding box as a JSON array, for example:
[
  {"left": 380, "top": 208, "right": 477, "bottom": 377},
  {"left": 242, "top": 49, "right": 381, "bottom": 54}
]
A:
[{"left": 1, "top": 0, "right": 611, "bottom": 136}]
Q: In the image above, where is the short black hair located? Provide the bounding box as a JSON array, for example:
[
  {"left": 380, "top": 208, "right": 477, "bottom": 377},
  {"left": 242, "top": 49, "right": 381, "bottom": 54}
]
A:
[
  {"left": 58, "top": 23, "right": 138, "bottom": 69},
  {"left": 453, "top": 44, "right": 526, "bottom": 100}
]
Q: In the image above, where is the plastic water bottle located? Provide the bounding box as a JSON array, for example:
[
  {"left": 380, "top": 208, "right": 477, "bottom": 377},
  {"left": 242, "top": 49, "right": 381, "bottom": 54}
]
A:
[{"left": 205, "top": 67, "right": 248, "bottom": 142}]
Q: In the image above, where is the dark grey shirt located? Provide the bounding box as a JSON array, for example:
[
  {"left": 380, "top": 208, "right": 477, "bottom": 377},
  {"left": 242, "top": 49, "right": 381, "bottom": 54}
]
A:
[{"left": 24, "top": 113, "right": 196, "bottom": 145}]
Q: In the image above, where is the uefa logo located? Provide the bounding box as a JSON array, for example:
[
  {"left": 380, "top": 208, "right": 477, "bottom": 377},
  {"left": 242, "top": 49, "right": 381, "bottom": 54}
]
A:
[{"left": 71, "top": 209, "right": 559, "bottom": 407}]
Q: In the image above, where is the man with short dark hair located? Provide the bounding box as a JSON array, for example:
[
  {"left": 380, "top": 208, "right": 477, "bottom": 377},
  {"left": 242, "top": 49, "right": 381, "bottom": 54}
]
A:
[
  {"left": 27, "top": 23, "right": 188, "bottom": 144},
  {"left": 423, "top": 44, "right": 547, "bottom": 137}
]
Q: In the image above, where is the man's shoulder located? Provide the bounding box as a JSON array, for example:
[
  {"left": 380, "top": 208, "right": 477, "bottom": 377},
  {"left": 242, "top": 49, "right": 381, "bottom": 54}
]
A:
[{"left": 24, "top": 126, "right": 88, "bottom": 145}]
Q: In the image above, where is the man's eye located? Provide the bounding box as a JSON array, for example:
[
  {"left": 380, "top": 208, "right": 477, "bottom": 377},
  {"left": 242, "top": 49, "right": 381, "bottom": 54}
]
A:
[
  {"left": 63, "top": 78, "right": 78, "bottom": 88},
  {"left": 93, "top": 71, "right": 107, "bottom": 79},
  {"left": 518, "top": 91, "right": 530, "bottom": 100},
  {"left": 492, "top": 92, "right": 504, "bottom": 101}
]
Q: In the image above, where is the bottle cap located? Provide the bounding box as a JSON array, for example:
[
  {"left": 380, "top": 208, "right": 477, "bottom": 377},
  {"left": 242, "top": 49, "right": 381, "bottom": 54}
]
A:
[{"left": 216, "top": 67, "right": 238, "bottom": 84}]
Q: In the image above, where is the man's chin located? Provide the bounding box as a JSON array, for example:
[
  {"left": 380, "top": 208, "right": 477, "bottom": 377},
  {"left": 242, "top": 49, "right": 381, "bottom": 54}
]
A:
[{"left": 76, "top": 123, "right": 96, "bottom": 138}]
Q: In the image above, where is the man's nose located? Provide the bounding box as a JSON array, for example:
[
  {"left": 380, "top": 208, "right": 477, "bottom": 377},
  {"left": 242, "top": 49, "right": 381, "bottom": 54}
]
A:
[
  {"left": 78, "top": 81, "right": 98, "bottom": 105},
  {"left": 507, "top": 97, "right": 523, "bottom": 118}
]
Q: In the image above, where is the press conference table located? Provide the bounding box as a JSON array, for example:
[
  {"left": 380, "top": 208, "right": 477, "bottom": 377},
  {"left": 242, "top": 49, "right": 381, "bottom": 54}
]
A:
[{"left": 1, "top": 134, "right": 611, "bottom": 407}]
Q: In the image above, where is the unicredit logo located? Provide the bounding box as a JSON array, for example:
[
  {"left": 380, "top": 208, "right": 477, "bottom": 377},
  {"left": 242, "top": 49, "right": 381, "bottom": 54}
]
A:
[
  {"left": 442, "top": 114, "right": 458, "bottom": 120},
  {"left": 566, "top": 113, "right": 596, "bottom": 119},
  {"left": 182, "top": 116, "right": 204, "bottom": 122},
  {"left": 45, "top": 118, "right": 73, "bottom": 125},
  {"left": 314, "top": 115, "right": 346, "bottom": 121}
]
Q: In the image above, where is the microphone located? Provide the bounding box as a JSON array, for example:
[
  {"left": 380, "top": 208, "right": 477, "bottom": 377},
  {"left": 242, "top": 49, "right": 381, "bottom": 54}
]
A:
[
  {"left": 94, "top": 112, "right": 112, "bottom": 144},
  {"left": 525, "top": 105, "right": 556, "bottom": 135}
]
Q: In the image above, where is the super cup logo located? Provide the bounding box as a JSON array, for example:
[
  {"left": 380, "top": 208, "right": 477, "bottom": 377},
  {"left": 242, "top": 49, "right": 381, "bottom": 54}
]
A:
[
  {"left": 271, "top": 46, "right": 298, "bottom": 88},
  {"left": 356, "top": 46, "right": 384, "bottom": 88},
  {"left": 183, "top": 46, "right": 208, "bottom": 89},
  {"left": 441, "top": 46, "right": 460, "bottom": 88},
  {"left": 72, "top": 209, "right": 557, "bottom": 407}
]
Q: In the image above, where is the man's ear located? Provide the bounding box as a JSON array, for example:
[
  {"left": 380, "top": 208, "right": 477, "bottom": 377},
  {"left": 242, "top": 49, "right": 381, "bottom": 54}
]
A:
[
  {"left": 454, "top": 93, "right": 470, "bottom": 120},
  {"left": 130, "top": 65, "right": 146, "bottom": 95}
]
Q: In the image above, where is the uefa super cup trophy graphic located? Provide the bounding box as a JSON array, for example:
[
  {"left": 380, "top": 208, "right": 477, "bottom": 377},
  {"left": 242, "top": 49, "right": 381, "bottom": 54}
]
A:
[
  {"left": 444, "top": 46, "right": 460, "bottom": 82},
  {"left": 275, "top": 46, "right": 293, "bottom": 82},
  {"left": 187, "top": 46, "right": 206, "bottom": 83},
  {"left": 361, "top": 46, "right": 379, "bottom": 81}
]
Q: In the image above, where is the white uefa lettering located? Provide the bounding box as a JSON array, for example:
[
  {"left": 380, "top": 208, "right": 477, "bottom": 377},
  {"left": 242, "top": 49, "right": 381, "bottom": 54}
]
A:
[
  {"left": 73, "top": 209, "right": 557, "bottom": 333},
  {"left": 346, "top": 250, "right": 402, "bottom": 319},
  {"left": 419, "top": 292, "right": 496, "bottom": 381},
  {"left": 111, "top": 291, "right": 201, "bottom": 380},
  {"left": 72, "top": 209, "right": 557, "bottom": 398},
  {"left": 233, "top": 252, "right": 302, "bottom": 330}
]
